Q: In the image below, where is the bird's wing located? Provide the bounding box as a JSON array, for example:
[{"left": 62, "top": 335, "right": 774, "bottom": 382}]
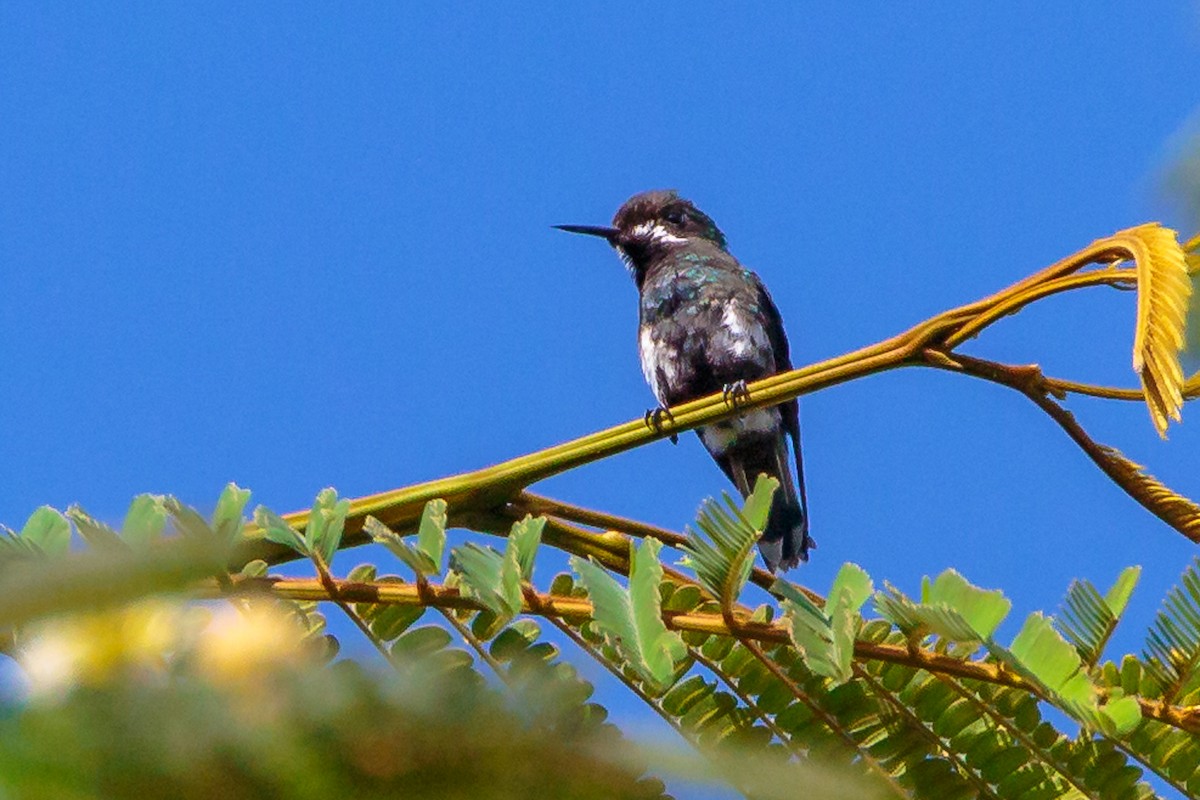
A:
[
  {"left": 752, "top": 274, "right": 808, "bottom": 521},
  {"left": 752, "top": 274, "right": 792, "bottom": 373}
]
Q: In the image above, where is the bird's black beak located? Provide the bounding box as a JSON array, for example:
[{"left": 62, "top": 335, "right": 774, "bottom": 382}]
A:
[{"left": 553, "top": 224, "right": 620, "bottom": 242}]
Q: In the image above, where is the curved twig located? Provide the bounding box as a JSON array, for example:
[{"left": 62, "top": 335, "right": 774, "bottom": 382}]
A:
[
  {"left": 1040, "top": 375, "right": 1200, "bottom": 403},
  {"left": 925, "top": 351, "right": 1200, "bottom": 544}
]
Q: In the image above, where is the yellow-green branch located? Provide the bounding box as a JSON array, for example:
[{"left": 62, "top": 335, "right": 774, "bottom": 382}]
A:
[
  {"left": 220, "top": 574, "right": 1200, "bottom": 734},
  {"left": 232, "top": 227, "right": 1197, "bottom": 569}
]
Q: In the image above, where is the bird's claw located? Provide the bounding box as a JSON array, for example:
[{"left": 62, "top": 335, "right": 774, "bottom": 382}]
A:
[
  {"left": 644, "top": 406, "right": 679, "bottom": 444},
  {"left": 722, "top": 380, "right": 751, "bottom": 409}
]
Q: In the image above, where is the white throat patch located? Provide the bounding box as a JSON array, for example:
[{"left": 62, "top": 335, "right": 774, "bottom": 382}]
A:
[{"left": 630, "top": 221, "right": 689, "bottom": 246}]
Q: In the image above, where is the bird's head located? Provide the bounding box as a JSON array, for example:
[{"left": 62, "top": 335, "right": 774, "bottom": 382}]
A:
[{"left": 555, "top": 190, "right": 727, "bottom": 281}]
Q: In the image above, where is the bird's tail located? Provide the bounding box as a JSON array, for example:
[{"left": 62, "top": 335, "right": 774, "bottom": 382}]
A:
[{"left": 727, "top": 436, "right": 813, "bottom": 572}]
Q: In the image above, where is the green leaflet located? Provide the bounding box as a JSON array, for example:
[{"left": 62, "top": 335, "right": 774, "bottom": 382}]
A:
[
  {"left": 367, "top": 499, "right": 448, "bottom": 577},
  {"left": 998, "top": 612, "right": 1140, "bottom": 736},
  {"left": 921, "top": 569, "right": 1011, "bottom": 640},
  {"left": 571, "top": 538, "right": 685, "bottom": 691},
  {"left": 875, "top": 568, "right": 1011, "bottom": 646},
  {"left": 450, "top": 514, "right": 544, "bottom": 627},
  {"left": 452, "top": 543, "right": 521, "bottom": 618},
  {"left": 1057, "top": 566, "right": 1140, "bottom": 666},
  {"left": 254, "top": 506, "right": 307, "bottom": 555},
  {"left": 159, "top": 486, "right": 250, "bottom": 548},
  {"left": 368, "top": 604, "right": 427, "bottom": 644},
  {"left": 211, "top": 483, "right": 252, "bottom": 543},
  {"left": 1105, "top": 565, "right": 1141, "bottom": 614},
  {"left": 65, "top": 505, "right": 127, "bottom": 551},
  {"left": 121, "top": 494, "right": 168, "bottom": 550},
  {"left": 306, "top": 487, "right": 350, "bottom": 565},
  {"left": 1143, "top": 556, "right": 1200, "bottom": 701},
  {"left": 739, "top": 474, "right": 777, "bottom": 532},
  {"left": 240, "top": 559, "right": 268, "bottom": 578},
  {"left": 680, "top": 475, "right": 778, "bottom": 606},
  {"left": 416, "top": 498, "right": 448, "bottom": 572},
  {"left": 19, "top": 506, "right": 70, "bottom": 558},
  {"left": 508, "top": 514, "right": 544, "bottom": 581},
  {"left": 165, "top": 497, "right": 216, "bottom": 540},
  {"left": 774, "top": 562, "right": 871, "bottom": 684},
  {"left": 873, "top": 568, "right": 1140, "bottom": 735}
]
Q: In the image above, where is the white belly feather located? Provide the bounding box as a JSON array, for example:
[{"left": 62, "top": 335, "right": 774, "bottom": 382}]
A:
[
  {"left": 638, "top": 326, "right": 674, "bottom": 406},
  {"left": 699, "top": 407, "right": 781, "bottom": 455}
]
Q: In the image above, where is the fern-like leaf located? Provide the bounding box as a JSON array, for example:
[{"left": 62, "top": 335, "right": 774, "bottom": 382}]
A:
[
  {"left": 571, "top": 538, "right": 686, "bottom": 691},
  {"left": 1143, "top": 556, "right": 1200, "bottom": 703},
  {"left": 121, "top": 494, "right": 168, "bottom": 550},
  {"left": 1125, "top": 223, "right": 1192, "bottom": 436},
  {"left": 774, "top": 563, "right": 871, "bottom": 684},
  {"left": 1056, "top": 566, "right": 1139, "bottom": 667},
  {"left": 680, "top": 475, "right": 777, "bottom": 608},
  {"left": 0, "top": 533, "right": 41, "bottom": 566},
  {"left": 211, "top": 483, "right": 252, "bottom": 543},
  {"left": 254, "top": 505, "right": 307, "bottom": 555},
  {"left": 874, "top": 569, "right": 1011, "bottom": 649},
  {"left": 999, "top": 612, "right": 1141, "bottom": 736},
  {"left": 164, "top": 496, "right": 216, "bottom": 540},
  {"left": 65, "top": 505, "right": 128, "bottom": 551},
  {"left": 306, "top": 488, "right": 350, "bottom": 566},
  {"left": 507, "top": 514, "right": 544, "bottom": 582},
  {"left": 367, "top": 499, "right": 448, "bottom": 577},
  {"left": 449, "top": 514, "right": 544, "bottom": 626},
  {"left": 452, "top": 542, "right": 521, "bottom": 617},
  {"left": 19, "top": 506, "right": 70, "bottom": 558}
]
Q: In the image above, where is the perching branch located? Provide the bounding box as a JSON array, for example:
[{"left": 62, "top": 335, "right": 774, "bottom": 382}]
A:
[{"left": 232, "top": 225, "right": 1198, "bottom": 569}]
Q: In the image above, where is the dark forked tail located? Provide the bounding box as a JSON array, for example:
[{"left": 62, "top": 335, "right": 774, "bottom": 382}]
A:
[
  {"left": 724, "top": 432, "right": 813, "bottom": 572},
  {"left": 761, "top": 487, "right": 809, "bottom": 571}
]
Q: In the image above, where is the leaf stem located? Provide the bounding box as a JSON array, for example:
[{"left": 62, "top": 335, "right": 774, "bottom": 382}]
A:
[
  {"left": 932, "top": 673, "right": 1110, "bottom": 800},
  {"left": 215, "top": 573, "right": 1200, "bottom": 734},
  {"left": 853, "top": 665, "right": 999, "bottom": 800},
  {"left": 737, "top": 638, "right": 912, "bottom": 798},
  {"left": 687, "top": 645, "right": 797, "bottom": 750},
  {"left": 435, "top": 605, "right": 514, "bottom": 689},
  {"left": 309, "top": 551, "right": 396, "bottom": 667}
]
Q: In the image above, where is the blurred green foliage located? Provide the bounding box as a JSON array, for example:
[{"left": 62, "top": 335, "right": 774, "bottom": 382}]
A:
[
  {"left": 0, "top": 468, "right": 1195, "bottom": 798},
  {"left": 0, "top": 601, "right": 670, "bottom": 800}
]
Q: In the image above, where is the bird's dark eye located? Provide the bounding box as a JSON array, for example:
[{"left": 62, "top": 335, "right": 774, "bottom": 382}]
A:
[{"left": 664, "top": 208, "right": 687, "bottom": 226}]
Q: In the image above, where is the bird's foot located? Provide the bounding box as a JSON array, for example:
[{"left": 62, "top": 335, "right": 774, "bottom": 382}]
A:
[
  {"left": 722, "top": 380, "right": 751, "bottom": 409},
  {"left": 644, "top": 406, "right": 679, "bottom": 444}
]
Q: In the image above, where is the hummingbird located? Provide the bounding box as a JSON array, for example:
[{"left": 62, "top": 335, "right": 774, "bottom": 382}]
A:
[{"left": 556, "top": 190, "right": 813, "bottom": 571}]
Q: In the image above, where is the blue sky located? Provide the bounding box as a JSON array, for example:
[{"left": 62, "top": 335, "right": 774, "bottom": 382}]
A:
[{"left": 2, "top": 3, "right": 1199, "bottom": 794}]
